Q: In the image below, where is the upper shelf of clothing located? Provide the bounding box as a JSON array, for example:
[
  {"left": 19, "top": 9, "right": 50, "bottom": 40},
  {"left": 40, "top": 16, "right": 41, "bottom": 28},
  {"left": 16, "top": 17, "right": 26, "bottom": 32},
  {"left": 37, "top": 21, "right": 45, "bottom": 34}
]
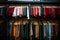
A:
[{"left": 0, "top": 6, "right": 60, "bottom": 20}]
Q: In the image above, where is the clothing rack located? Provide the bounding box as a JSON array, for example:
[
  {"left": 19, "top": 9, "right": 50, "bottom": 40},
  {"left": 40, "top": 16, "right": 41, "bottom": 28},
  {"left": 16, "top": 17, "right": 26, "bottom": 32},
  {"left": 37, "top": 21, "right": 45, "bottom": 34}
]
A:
[
  {"left": 0, "top": 1, "right": 60, "bottom": 40},
  {"left": 0, "top": 1, "right": 59, "bottom": 20}
]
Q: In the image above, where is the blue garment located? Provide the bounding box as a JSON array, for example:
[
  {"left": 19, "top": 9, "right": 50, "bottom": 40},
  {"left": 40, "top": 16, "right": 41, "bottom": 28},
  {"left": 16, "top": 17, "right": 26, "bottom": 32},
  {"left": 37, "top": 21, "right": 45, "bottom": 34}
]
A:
[{"left": 45, "top": 22, "right": 51, "bottom": 40}]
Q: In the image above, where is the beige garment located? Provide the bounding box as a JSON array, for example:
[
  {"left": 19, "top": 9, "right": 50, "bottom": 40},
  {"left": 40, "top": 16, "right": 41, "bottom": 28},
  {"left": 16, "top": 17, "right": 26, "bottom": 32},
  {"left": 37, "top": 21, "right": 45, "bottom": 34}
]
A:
[{"left": 33, "top": 21, "right": 39, "bottom": 38}]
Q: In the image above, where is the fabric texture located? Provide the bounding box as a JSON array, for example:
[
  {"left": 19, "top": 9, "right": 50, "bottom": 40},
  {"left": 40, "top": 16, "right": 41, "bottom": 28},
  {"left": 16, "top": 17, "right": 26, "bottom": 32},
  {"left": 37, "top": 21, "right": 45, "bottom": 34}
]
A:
[{"left": 7, "top": 7, "right": 14, "bottom": 17}]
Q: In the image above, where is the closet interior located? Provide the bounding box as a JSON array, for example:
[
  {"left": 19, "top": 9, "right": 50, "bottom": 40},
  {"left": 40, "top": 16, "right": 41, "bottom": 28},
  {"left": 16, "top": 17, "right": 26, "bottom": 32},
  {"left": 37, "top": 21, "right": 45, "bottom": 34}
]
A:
[{"left": 0, "top": 1, "right": 60, "bottom": 40}]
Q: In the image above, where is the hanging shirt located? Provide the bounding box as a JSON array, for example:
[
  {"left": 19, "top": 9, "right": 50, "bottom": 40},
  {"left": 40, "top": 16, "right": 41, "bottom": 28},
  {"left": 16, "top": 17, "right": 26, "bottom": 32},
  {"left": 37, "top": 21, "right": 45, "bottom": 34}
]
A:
[
  {"left": 32, "top": 23, "right": 35, "bottom": 40},
  {"left": 39, "top": 7, "right": 41, "bottom": 16},
  {"left": 9, "top": 22, "right": 13, "bottom": 37},
  {"left": 30, "top": 22, "right": 34, "bottom": 40},
  {"left": 16, "top": 25, "right": 20, "bottom": 38},
  {"left": 30, "top": 22, "right": 33, "bottom": 37},
  {"left": 23, "top": 23, "right": 29, "bottom": 39},
  {"left": 44, "top": 21, "right": 51, "bottom": 40},
  {"left": 12, "top": 21, "right": 17, "bottom": 38},
  {"left": 51, "top": 24, "right": 57, "bottom": 40},
  {"left": 13, "top": 25, "right": 17, "bottom": 38},
  {"left": 35, "top": 24, "right": 39, "bottom": 38},
  {"left": 0, "top": 7, "right": 7, "bottom": 17},
  {"left": 20, "top": 24, "right": 24, "bottom": 40},
  {"left": 14, "top": 21, "right": 21, "bottom": 38},
  {"left": 6, "top": 21, "right": 11, "bottom": 37},
  {"left": 33, "top": 6, "right": 39, "bottom": 17},
  {"left": 12, "top": 7, "right": 20, "bottom": 17},
  {"left": 44, "top": 6, "right": 47, "bottom": 18},
  {"left": 2, "top": 7, "right": 7, "bottom": 17},
  {"left": 7, "top": 7, "right": 14, "bottom": 17},
  {"left": 40, "top": 7, "right": 44, "bottom": 17},
  {"left": 44, "top": 23, "right": 46, "bottom": 37},
  {"left": 23, "top": 7, "right": 27, "bottom": 17},
  {"left": 30, "top": 6, "right": 40, "bottom": 17},
  {"left": 33, "top": 21, "right": 39, "bottom": 38},
  {"left": 44, "top": 7, "right": 55, "bottom": 18},
  {"left": 30, "top": 7, "right": 33, "bottom": 17},
  {"left": 19, "top": 6, "right": 24, "bottom": 17},
  {"left": 27, "top": 6, "right": 29, "bottom": 19},
  {"left": 39, "top": 22, "right": 43, "bottom": 40}
]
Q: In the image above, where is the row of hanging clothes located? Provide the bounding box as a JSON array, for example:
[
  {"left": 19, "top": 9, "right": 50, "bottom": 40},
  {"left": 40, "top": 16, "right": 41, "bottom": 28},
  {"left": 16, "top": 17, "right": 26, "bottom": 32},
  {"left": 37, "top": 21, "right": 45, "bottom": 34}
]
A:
[
  {"left": 0, "top": 6, "right": 60, "bottom": 19},
  {"left": 5, "top": 19, "right": 60, "bottom": 40}
]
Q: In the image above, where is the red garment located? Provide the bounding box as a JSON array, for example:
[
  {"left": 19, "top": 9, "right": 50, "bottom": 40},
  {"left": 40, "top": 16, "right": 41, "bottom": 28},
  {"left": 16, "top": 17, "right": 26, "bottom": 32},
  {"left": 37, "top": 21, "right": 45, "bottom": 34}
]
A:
[
  {"left": 7, "top": 7, "right": 14, "bottom": 17},
  {"left": 33, "top": 6, "right": 39, "bottom": 17},
  {"left": 44, "top": 8, "right": 55, "bottom": 18},
  {"left": 44, "top": 7, "right": 47, "bottom": 18}
]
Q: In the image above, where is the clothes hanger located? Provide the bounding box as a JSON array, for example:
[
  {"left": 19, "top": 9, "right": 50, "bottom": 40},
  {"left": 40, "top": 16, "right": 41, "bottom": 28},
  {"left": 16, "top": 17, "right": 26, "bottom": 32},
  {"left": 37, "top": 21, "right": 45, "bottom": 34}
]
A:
[
  {"left": 55, "top": 6, "right": 60, "bottom": 8},
  {"left": 44, "top": 6, "right": 57, "bottom": 8},
  {"left": 9, "top": 6, "right": 15, "bottom": 8}
]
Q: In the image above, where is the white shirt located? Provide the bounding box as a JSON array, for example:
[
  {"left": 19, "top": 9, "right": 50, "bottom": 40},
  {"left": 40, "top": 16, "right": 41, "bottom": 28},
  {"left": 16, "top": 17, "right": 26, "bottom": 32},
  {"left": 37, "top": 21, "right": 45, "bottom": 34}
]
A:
[{"left": 12, "top": 7, "right": 22, "bottom": 17}]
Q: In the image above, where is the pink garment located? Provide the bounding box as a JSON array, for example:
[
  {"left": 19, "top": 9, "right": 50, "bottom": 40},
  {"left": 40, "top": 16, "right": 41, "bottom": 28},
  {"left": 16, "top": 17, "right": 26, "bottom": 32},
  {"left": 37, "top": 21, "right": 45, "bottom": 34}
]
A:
[
  {"left": 33, "top": 6, "right": 39, "bottom": 17},
  {"left": 19, "top": 7, "right": 23, "bottom": 17}
]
